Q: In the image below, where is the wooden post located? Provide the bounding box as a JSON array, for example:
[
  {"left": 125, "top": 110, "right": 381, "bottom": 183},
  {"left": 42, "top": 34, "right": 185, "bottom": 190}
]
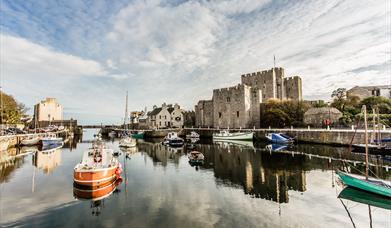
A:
[{"left": 363, "top": 105, "right": 369, "bottom": 180}]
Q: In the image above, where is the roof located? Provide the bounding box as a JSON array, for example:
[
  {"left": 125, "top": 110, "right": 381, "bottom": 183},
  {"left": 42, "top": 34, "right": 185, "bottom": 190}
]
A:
[
  {"left": 168, "top": 107, "right": 174, "bottom": 113},
  {"left": 148, "top": 108, "right": 162, "bottom": 116},
  {"left": 305, "top": 107, "right": 342, "bottom": 115}
]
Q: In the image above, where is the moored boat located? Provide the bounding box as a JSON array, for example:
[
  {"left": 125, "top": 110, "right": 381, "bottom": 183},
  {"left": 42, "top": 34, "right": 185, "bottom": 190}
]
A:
[
  {"left": 74, "top": 143, "right": 122, "bottom": 187},
  {"left": 352, "top": 143, "right": 390, "bottom": 155},
  {"left": 213, "top": 130, "right": 253, "bottom": 141},
  {"left": 265, "top": 133, "right": 294, "bottom": 144},
  {"left": 40, "top": 136, "right": 63, "bottom": 147},
  {"left": 131, "top": 131, "right": 145, "bottom": 139},
  {"left": 336, "top": 171, "right": 391, "bottom": 198},
  {"left": 119, "top": 137, "right": 137, "bottom": 148},
  {"left": 188, "top": 151, "right": 205, "bottom": 166},
  {"left": 73, "top": 178, "right": 122, "bottom": 201},
  {"left": 186, "top": 131, "right": 200, "bottom": 139},
  {"left": 162, "top": 132, "right": 184, "bottom": 147},
  {"left": 20, "top": 136, "right": 40, "bottom": 146},
  {"left": 0, "top": 139, "right": 9, "bottom": 151}
]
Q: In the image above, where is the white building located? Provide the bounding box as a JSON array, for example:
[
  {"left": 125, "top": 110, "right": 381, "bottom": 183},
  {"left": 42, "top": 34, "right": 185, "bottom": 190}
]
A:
[
  {"left": 147, "top": 103, "right": 185, "bottom": 129},
  {"left": 34, "top": 98, "right": 63, "bottom": 122}
]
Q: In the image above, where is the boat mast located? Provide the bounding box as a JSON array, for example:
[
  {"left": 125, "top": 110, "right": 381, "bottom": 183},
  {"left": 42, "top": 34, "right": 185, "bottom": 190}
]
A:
[
  {"left": 363, "top": 105, "right": 369, "bottom": 180},
  {"left": 123, "top": 91, "right": 128, "bottom": 133}
]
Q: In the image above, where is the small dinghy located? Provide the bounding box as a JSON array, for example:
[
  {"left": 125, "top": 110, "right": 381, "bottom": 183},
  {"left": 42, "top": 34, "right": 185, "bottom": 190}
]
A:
[
  {"left": 119, "top": 136, "right": 137, "bottom": 148},
  {"left": 188, "top": 151, "right": 205, "bottom": 166},
  {"left": 131, "top": 131, "right": 145, "bottom": 139},
  {"left": 186, "top": 131, "right": 200, "bottom": 139},
  {"left": 265, "top": 133, "right": 294, "bottom": 144}
]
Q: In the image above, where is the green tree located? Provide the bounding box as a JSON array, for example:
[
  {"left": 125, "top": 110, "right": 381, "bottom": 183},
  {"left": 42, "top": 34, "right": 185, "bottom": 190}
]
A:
[
  {"left": 360, "top": 96, "right": 391, "bottom": 114},
  {"left": 0, "top": 92, "right": 26, "bottom": 124}
]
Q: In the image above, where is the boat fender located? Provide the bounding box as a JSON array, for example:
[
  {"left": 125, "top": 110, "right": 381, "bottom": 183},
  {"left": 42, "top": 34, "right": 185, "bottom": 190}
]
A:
[{"left": 115, "top": 167, "right": 123, "bottom": 175}]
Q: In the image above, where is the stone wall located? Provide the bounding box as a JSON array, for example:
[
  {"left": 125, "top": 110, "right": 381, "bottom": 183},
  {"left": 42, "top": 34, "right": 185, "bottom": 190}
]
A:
[
  {"left": 195, "top": 100, "right": 214, "bottom": 127},
  {"left": 212, "top": 84, "right": 260, "bottom": 128},
  {"left": 241, "top": 68, "right": 285, "bottom": 100},
  {"left": 284, "top": 76, "right": 302, "bottom": 101}
]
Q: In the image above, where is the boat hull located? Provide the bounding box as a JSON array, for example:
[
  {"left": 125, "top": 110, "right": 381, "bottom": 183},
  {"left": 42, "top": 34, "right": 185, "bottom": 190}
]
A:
[
  {"left": 20, "top": 138, "right": 40, "bottom": 146},
  {"left": 352, "top": 144, "right": 390, "bottom": 156},
  {"left": 213, "top": 132, "right": 253, "bottom": 141},
  {"left": 131, "top": 133, "right": 144, "bottom": 139},
  {"left": 337, "top": 171, "right": 391, "bottom": 198},
  {"left": 74, "top": 166, "right": 118, "bottom": 187},
  {"left": 73, "top": 178, "right": 121, "bottom": 201},
  {"left": 339, "top": 187, "right": 391, "bottom": 210},
  {"left": 0, "top": 141, "right": 9, "bottom": 151}
]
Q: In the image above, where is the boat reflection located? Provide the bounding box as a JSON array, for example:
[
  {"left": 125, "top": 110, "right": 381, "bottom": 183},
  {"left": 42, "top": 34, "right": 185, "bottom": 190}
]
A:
[
  {"left": 214, "top": 139, "right": 254, "bottom": 149},
  {"left": 266, "top": 144, "right": 290, "bottom": 152},
  {"left": 73, "top": 178, "right": 123, "bottom": 216},
  {"left": 338, "top": 187, "right": 391, "bottom": 210},
  {"left": 33, "top": 145, "right": 63, "bottom": 174}
]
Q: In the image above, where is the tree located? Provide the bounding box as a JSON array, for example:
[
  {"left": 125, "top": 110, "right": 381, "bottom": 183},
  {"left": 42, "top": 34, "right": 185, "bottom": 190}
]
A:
[
  {"left": 0, "top": 92, "right": 26, "bottom": 124},
  {"left": 360, "top": 96, "right": 391, "bottom": 114},
  {"left": 260, "top": 100, "right": 310, "bottom": 128}
]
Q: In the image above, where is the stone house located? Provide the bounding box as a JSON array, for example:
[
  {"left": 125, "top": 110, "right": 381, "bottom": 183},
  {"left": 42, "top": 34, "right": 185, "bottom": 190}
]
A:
[
  {"left": 34, "top": 98, "right": 63, "bottom": 122},
  {"left": 147, "top": 103, "right": 185, "bottom": 129},
  {"left": 347, "top": 85, "right": 391, "bottom": 100},
  {"left": 304, "top": 107, "right": 342, "bottom": 127}
]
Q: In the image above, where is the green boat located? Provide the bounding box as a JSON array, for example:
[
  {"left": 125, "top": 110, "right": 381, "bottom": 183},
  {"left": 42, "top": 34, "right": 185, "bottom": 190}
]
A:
[
  {"left": 131, "top": 132, "right": 145, "bottom": 139},
  {"left": 339, "top": 187, "right": 391, "bottom": 210},
  {"left": 337, "top": 171, "right": 391, "bottom": 198}
]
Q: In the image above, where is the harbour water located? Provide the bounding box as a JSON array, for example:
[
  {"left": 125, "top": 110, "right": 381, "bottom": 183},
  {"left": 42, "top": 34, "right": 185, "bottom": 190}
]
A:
[{"left": 1, "top": 129, "right": 390, "bottom": 227}]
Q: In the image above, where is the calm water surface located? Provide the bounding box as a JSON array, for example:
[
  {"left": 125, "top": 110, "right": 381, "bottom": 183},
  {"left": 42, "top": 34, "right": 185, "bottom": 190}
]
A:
[{"left": 1, "top": 129, "right": 390, "bottom": 227}]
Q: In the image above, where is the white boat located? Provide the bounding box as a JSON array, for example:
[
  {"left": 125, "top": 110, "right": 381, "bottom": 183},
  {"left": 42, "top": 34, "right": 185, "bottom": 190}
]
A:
[
  {"left": 40, "top": 136, "right": 63, "bottom": 147},
  {"left": 186, "top": 131, "right": 200, "bottom": 139},
  {"left": 20, "top": 136, "right": 40, "bottom": 146},
  {"left": 213, "top": 130, "right": 253, "bottom": 141},
  {"left": 74, "top": 141, "right": 121, "bottom": 187},
  {"left": 0, "top": 139, "right": 9, "bottom": 151},
  {"left": 119, "top": 137, "right": 137, "bottom": 148},
  {"left": 162, "top": 132, "right": 184, "bottom": 147}
]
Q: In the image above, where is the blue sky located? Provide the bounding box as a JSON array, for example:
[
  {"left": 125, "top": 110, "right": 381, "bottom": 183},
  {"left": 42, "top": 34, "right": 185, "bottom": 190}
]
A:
[{"left": 1, "top": 0, "right": 390, "bottom": 124}]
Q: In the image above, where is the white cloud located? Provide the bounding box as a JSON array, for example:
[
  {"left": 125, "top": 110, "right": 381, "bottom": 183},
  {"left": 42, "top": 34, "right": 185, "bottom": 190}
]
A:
[{"left": 1, "top": 0, "right": 390, "bottom": 124}]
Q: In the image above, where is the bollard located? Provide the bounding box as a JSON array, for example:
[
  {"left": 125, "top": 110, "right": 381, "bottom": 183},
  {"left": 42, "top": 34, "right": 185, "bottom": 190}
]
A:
[
  {"left": 351, "top": 125, "right": 354, "bottom": 130},
  {"left": 327, "top": 126, "right": 330, "bottom": 130},
  {"left": 383, "top": 125, "right": 386, "bottom": 131},
  {"left": 291, "top": 126, "right": 293, "bottom": 130},
  {"left": 253, "top": 126, "right": 255, "bottom": 130},
  {"left": 269, "top": 126, "right": 271, "bottom": 130},
  {"left": 308, "top": 126, "right": 310, "bottom": 130}
]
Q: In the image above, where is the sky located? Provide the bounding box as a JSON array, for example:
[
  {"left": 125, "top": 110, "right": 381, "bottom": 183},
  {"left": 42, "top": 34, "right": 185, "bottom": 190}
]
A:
[{"left": 0, "top": 0, "right": 390, "bottom": 124}]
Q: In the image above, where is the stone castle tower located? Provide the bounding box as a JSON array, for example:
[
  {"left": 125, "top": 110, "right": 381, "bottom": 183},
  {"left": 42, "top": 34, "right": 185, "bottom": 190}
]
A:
[{"left": 195, "top": 67, "right": 303, "bottom": 128}]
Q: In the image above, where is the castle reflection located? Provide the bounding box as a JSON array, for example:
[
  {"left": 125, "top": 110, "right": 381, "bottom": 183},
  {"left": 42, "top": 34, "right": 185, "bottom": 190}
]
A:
[{"left": 139, "top": 140, "right": 391, "bottom": 204}]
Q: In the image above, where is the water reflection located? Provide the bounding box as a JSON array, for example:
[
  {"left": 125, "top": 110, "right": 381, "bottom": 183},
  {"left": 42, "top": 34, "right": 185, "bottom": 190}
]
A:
[{"left": 1, "top": 132, "right": 390, "bottom": 227}]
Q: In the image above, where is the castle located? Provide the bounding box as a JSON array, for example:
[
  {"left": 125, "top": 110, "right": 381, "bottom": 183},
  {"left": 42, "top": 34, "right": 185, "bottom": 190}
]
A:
[{"left": 195, "top": 67, "right": 302, "bottom": 128}]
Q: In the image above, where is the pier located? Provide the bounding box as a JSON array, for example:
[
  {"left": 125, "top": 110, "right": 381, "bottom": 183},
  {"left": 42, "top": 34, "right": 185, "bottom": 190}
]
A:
[{"left": 0, "top": 130, "right": 70, "bottom": 148}]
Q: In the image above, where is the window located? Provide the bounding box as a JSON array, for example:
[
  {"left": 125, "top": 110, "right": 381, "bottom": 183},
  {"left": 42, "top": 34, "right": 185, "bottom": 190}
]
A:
[
  {"left": 159, "top": 122, "right": 161, "bottom": 126},
  {"left": 237, "top": 111, "right": 239, "bottom": 118},
  {"left": 227, "top": 97, "right": 230, "bottom": 102},
  {"left": 219, "top": 112, "right": 222, "bottom": 118},
  {"left": 159, "top": 115, "right": 161, "bottom": 119},
  {"left": 165, "top": 115, "right": 167, "bottom": 119}
]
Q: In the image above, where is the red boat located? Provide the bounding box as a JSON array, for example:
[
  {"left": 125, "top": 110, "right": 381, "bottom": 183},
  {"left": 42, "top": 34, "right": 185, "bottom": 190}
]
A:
[
  {"left": 73, "top": 178, "right": 122, "bottom": 201},
  {"left": 73, "top": 141, "right": 122, "bottom": 187}
]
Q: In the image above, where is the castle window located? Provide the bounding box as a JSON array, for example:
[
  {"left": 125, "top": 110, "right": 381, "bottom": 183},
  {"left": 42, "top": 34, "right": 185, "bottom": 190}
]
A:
[
  {"left": 227, "top": 97, "right": 230, "bottom": 102},
  {"left": 237, "top": 111, "right": 239, "bottom": 118},
  {"left": 219, "top": 112, "right": 222, "bottom": 118}
]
